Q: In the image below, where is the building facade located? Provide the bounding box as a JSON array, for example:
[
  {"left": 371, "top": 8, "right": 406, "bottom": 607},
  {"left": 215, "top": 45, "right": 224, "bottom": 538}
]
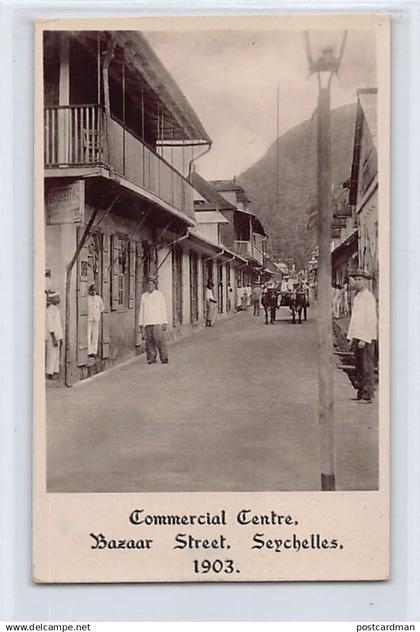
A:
[
  {"left": 44, "top": 31, "right": 264, "bottom": 386},
  {"left": 348, "top": 88, "right": 378, "bottom": 299}
]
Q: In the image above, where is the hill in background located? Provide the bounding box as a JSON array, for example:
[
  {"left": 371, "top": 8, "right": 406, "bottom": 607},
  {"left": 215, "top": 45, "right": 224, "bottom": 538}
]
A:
[{"left": 238, "top": 103, "right": 357, "bottom": 269}]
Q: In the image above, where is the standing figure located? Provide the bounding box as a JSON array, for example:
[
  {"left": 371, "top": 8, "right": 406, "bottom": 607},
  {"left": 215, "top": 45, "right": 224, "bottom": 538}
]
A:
[
  {"left": 246, "top": 284, "right": 252, "bottom": 309},
  {"left": 236, "top": 283, "right": 243, "bottom": 311},
  {"left": 242, "top": 284, "right": 249, "bottom": 311},
  {"left": 138, "top": 277, "right": 169, "bottom": 364},
  {"left": 87, "top": 283, "right": 104, "bottom": 357},
  {"left": 205, "top": 281, "right": 217, "bottom": 327},
  {"left": 332, "top": 284, "right": 342, "bottom": 319},
  {"left": 347, "top": 270, "right": 377, "bottom": 403},
  {"left": 280, "top": 277, "right": 288, "bottom": 305},
  {"left": 251, "top": 284, "right": 263, "bottom": 316},
  {"left": 227, "top": 283, "right": 233, "bottom": 312},
  {"left": 45, "top": 291, "right": 63, "bottom": 379},
  {"left": 343, "top": 282, "right": 349, "bottom": 316}
]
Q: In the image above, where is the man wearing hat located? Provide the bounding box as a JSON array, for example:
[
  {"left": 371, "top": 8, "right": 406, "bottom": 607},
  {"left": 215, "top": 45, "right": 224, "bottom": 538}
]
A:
[
  {"left": 138, "top": 277, "right": 168, "bottom": 364},
  {"left": 87, "top": 283, "right": 105, "bottom": 357},
  {"left": 45, "top": 291, "right": 63, "bottom": 379},
  {"left": 347, "top": 269, "right": 377, "bottom": 403}
]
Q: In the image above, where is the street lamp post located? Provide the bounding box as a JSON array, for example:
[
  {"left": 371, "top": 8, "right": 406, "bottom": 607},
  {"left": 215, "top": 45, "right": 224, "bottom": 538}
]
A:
[{"left": 304, "top": 34, "right": 347, "bottom": 491}]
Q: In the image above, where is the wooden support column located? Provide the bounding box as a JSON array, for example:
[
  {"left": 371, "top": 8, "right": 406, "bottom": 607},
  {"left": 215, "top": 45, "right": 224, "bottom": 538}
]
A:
[
  {"left": 317, "top": 84, "right": 336, "bottom": 491},
  {"left": 58, "top": 33, "right": 70, "bottom": 163},
  {"left": 102, "top": 35, "right": 117, "bottom": 164}
]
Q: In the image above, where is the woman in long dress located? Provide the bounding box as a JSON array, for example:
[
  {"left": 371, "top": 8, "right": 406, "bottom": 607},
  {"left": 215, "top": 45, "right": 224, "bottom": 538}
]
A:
[{"left": 205, "top": 281, "right": 217, "bottom": 326}]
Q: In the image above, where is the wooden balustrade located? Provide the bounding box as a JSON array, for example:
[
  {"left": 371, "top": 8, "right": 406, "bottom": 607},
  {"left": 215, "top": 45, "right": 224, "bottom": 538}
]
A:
[{"left": 44, "top": 105, "right": 194, "bottom": 219}]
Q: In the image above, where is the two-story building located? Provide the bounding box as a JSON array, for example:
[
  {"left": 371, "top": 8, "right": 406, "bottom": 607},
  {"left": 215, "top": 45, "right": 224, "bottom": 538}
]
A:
[
  {"left": 330, "top": 87, "right": 378, "bottom": 316},
  {"left": 209, "top": 179, "right": 268, "bottom": 284},
  {"left": 348, "top": 88, "right": 378, "bottom": 300},
  {"left": 331, "top": 180, "right": 359, "bottom": 287},
  {"left": 44, "top": 30, "right": 217, "bottom": 385},
  {"left": 189, "top": 171, "right": 250, "bottom": 312}
]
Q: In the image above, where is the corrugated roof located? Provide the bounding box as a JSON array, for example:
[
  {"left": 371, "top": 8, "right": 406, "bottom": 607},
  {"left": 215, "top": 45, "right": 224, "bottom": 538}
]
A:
[
  {"left": 210, "top": 179, "right": 251, "bottom": 204},
  {"left": 116, "top": 32, "right": 211, "bottom": 144},
  {"left": 349, "top": 88, "right": 378, "bottom": 205},
  {"left": 358, "top": 89, "right": 377, "bottom": 148},
  {"left": 190, "top": 172, "right": 266, "bottom": 236},
  {"left": 195, "top": 210, "right": 229, "bottom": 224},
  {"left": 187, "top": 229, "right": 247, "bottom": 263},
  {"left": 189, "top": 172, "right": 237, "bottom": 210},
  {"left": 331, "top": 229, "right": 358, "bottom": 259}
]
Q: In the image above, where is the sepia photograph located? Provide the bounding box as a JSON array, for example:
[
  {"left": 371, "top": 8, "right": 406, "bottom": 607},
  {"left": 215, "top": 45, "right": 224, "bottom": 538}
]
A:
[
  {"left": 40, "top": 21, "right": 383, "bottom": 496},
  {"left": 31, "top": 13, "right": 391, "bottom": 584}
]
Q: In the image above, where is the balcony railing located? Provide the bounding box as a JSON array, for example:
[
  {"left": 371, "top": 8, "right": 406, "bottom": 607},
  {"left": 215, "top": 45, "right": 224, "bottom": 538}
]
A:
[
  {"left": 234, "top": 240, "right": 252, "bottom": 258},
  {"left": 44, "top": 104, "right": 195, "bottom": 220},
  {"left": 234, "top": 240, "right": 264, "bottom": 265}
]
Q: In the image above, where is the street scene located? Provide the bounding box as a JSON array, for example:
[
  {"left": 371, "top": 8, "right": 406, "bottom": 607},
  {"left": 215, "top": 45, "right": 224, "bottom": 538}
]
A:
[
  {"left": 47, "top": 307, "right": 378, "bottom": 493},
  {"left": 43, "top": 27, "right": 380, "bottom": 492}
]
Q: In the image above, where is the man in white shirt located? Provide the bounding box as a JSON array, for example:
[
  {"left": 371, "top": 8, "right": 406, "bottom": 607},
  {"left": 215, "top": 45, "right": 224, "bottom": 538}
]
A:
[
  {"left": 87, "top": 284, "right": 105, "bottom": 357},
  {"left": 138, "top": 277, "right": 168, "bottom": 364},
  {"left": 287, "top": 276, "right": 296, "bottom": 293},
  {"left": 236, "top": 284, "right": 243, "bottom": 311},
  {"left": 45, "top": 291, "right": 63, "bottom": 379},
  {"left": 347, "top": 269, "right": 377, "bottom": 403},
  {"left": 246, "top": 284, "right": 252, "bottom": 308},
  {"left": 205, "top": 281, "right": 217, "bottom": 327}
]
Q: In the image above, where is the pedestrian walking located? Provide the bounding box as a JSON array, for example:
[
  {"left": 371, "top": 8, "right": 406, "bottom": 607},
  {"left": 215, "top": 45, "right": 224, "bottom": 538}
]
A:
[
  {"left": 87, "top": 284, "right": 104, "bottom": 357},
  {"left": 251, "top": 284, "right": 263, "bottom": 316},
  {"left": 45, "top": 291, "right": 63, "bottom": 379},
  {"left": 138, "top": 277, "right": 169, "bottom": 364},
  {"left": 347, "top": 269, "right": 377, "bottom": 403},
  {"left": 205, "top": 280, "right": 217, "bottom": 326}
]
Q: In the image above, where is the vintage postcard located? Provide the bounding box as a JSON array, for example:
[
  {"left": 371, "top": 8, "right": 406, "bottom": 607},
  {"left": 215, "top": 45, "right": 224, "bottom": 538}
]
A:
[{"left": 33, "top": 13, "right": 389, "bottom": 582}]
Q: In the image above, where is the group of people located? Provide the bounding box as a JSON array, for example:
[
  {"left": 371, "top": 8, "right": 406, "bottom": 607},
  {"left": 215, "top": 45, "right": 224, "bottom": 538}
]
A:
[
  {"left": 235, "top": 283, "right": 253, "bottom": 312},
  {"left": 45, "top": 268, "right": 377, "bottom": 405},
  {"left": 45, "top": 283, "right": 104, "bottom": 379}
]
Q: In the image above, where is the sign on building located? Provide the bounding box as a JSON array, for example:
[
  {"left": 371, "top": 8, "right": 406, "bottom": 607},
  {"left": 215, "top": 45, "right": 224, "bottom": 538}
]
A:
[{"left": 46, "top": 180, "right": 84, "bottom": 224}]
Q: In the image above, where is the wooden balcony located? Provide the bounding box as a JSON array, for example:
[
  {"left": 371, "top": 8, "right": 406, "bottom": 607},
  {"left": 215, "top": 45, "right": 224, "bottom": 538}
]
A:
[
  {"left": 234, "top": 240, "right": 263, "bottom": 266},
  {"left": 44, "top": 104, "right": 195, "bottom": 220},
  {"left": 234, "top": 240, "right": 252, "bottom": 258}
]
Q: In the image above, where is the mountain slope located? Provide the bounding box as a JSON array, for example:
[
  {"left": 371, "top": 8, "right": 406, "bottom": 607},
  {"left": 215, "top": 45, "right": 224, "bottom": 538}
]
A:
[{"left": 238, "top": 103, "right": 357, "bottom": 268}]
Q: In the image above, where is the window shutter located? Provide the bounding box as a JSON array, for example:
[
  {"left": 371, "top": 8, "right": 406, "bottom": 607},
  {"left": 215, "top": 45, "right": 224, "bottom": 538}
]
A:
[
  {"left": 111, "top": 234, "right": 119, "bottom": 311},
  {"left": 172, "top": 246, "right": 183, "bottom": 326},
  {"left": 76, "top": 228, "right": 89, "bottom": 367},
  {"left": 101, "top": 233, "right": 110, "bottom": 359},
  {"left": 128, "top": 240, "right": 136, "bottom": 309}
]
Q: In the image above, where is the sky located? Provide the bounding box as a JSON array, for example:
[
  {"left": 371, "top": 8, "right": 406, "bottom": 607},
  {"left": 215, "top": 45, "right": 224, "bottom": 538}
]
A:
[{"left": 145, "top": 29, "right": 377, "bottom": 180}]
